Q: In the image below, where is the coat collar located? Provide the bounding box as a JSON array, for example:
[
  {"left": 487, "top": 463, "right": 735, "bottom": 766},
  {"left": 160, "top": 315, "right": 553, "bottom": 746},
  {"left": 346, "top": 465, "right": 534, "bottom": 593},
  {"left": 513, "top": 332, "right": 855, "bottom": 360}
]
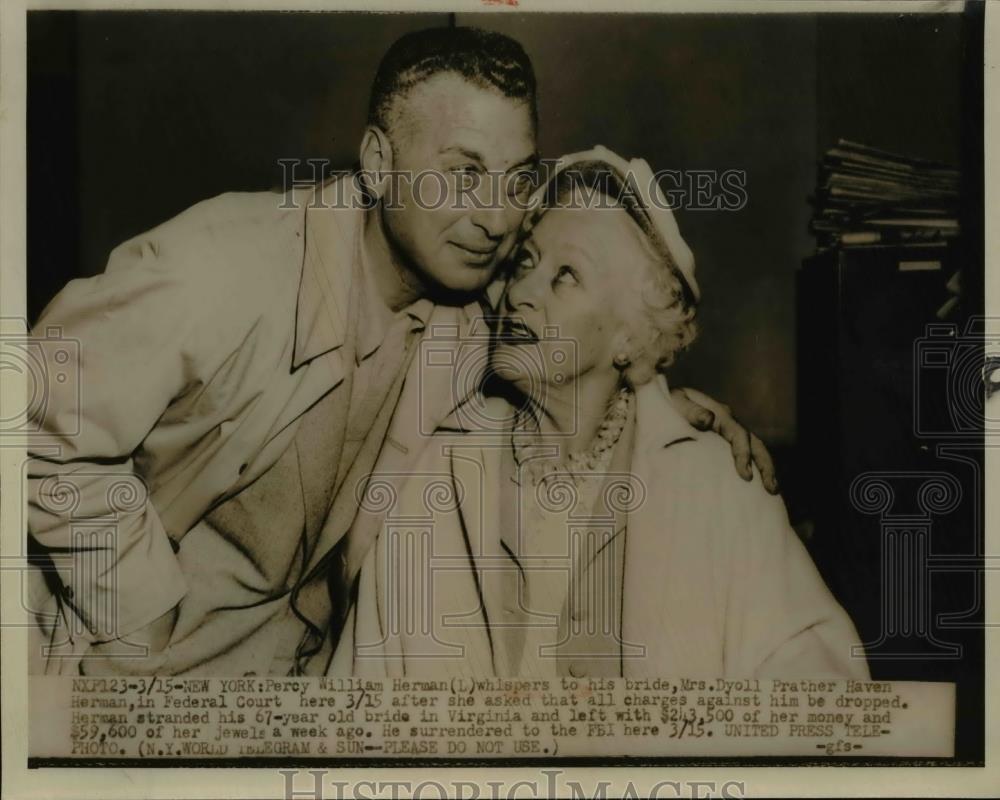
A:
[
  {"left": 434, "top": 373, "right": 701, "bottom": 448},
  {"left": 634, "top": 375, "right": 702, "bottom": 453},
  {"left": 291, "top": 177, "right": 436, "bottom": 369},
  {"left": 354, "top": 228, "right": 434, "bottom": 363},
  {"left": 291, "top": 178, "right": 358, "bottom": 370}
]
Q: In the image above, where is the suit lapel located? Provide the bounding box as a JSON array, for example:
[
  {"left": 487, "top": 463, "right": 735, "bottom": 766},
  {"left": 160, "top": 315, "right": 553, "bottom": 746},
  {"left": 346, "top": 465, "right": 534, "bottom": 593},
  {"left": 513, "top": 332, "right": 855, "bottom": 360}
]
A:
[
  {"left": 294, "top": 370, "right": 354, "bottom": 554},
  {"left": 556, "top": 523, "right": 627, "bottom": 677},
  {"left": 386, "top": 299, "right": 491, "bottom": 457},
  {"left": 448, "top": 443, "right": 509, "bottom": 674},
  {"left": 268, "top": 187, "right": 360, "bottom": 444}
]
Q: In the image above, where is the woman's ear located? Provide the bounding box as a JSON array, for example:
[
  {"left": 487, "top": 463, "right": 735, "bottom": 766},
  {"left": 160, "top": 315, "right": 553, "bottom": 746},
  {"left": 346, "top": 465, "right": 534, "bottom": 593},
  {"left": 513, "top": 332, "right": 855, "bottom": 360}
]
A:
[
  {"left": 359, "top": 126, "right": 394, "bottom": 201},
  {"left": 611, "top": 330, "right": 634, "bottom": 370}
]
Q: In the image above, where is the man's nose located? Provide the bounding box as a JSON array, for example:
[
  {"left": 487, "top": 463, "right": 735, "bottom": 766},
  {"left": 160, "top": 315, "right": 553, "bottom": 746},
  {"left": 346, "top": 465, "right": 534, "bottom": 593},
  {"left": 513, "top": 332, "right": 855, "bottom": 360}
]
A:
[{"left": 469, "top": 203, "right": 508, "bottom": 241}]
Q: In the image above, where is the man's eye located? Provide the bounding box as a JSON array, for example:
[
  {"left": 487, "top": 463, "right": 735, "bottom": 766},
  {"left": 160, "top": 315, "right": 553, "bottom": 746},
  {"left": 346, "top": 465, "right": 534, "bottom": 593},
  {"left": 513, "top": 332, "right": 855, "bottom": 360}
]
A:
[
  {"left": 450, "top": 165, "right": 482, "bottom": 186},
  {"left": 554, "top": 265, "right": 579, "bottom": 286}
]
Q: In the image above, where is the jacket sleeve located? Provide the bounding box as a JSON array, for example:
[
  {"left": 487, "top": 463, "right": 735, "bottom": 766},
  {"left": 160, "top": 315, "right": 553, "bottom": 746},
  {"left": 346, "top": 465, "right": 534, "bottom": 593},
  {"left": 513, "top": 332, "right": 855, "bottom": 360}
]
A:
[
  {"left": 722, "top": 473, "right": 870, "bottom": 678},
  {"left": 27, "top": 232, "right": 210, "bottom": 643}
]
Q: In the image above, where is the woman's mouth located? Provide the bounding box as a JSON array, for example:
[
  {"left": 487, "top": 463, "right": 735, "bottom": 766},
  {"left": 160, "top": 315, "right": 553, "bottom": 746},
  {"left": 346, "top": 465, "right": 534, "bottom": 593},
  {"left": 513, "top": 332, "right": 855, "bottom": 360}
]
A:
[{"left": 499, "top": 316, "right": 538, "bottom": 343}]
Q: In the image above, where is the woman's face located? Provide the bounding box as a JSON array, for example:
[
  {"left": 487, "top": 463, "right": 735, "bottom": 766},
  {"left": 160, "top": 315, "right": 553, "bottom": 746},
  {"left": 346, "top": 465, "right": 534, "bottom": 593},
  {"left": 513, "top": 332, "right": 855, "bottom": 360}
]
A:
[{"left": 494, "top": 199, "right": 652, "bottom": 396}]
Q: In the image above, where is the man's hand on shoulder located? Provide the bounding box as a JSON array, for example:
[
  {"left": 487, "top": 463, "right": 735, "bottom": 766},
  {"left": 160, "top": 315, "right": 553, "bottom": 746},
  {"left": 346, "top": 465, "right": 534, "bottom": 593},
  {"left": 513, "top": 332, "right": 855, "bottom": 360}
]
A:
[{"left": 670, "top": 386, "right": 779, "bottom": 495}]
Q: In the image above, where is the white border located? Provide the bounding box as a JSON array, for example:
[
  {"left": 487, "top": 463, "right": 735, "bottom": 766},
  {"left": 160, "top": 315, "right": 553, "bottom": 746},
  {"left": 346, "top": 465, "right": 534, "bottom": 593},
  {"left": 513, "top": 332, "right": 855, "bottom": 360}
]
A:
[{"left": 1, "top": 1, "right": 994, "bottom": 797}]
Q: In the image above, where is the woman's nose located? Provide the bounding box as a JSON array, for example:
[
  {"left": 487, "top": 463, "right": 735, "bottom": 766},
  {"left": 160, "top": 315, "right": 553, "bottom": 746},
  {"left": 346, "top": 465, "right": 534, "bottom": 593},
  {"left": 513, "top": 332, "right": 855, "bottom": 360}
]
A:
[{"left": 505, "top": 271, "right": 541, "bottom": 312}]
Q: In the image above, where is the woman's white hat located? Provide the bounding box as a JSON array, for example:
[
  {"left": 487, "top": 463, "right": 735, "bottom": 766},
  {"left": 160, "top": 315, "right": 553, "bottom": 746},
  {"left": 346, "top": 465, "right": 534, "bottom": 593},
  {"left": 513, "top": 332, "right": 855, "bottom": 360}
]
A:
[{"left": 528, "top": 144, "right": 699, "bottom": 302}]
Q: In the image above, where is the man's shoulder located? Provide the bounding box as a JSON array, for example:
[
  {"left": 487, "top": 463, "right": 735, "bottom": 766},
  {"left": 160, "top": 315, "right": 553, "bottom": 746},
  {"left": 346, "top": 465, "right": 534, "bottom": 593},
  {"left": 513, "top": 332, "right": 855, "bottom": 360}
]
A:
[
  {"left": 103, "top": 188, "right": 312, "bottom": 303},
  {"left": 125, "top": 189, "right": 303, "bottom": 261}
]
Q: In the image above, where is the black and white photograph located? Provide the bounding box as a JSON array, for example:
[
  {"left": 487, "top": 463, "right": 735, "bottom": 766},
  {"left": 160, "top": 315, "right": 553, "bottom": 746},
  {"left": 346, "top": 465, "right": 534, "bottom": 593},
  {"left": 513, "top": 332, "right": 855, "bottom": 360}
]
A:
[{"left": 1, "top": 0, "right": 996, "bottom": 797}]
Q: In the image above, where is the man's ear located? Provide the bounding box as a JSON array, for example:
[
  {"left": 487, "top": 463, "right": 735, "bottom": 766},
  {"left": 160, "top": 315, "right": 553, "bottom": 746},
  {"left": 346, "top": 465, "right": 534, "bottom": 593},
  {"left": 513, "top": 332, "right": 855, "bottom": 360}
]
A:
[{"left": 359, "top": 125, "right": 394, "bottom": 201}]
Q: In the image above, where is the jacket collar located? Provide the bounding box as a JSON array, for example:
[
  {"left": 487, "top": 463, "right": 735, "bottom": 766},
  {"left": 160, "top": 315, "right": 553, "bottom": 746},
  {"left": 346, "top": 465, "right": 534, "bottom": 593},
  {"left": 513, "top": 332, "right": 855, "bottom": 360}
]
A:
[
  {"left": 634, "top": 375, "right": 702, "bottom": 453},
  {"left": 291, "top": 178, "right": 359, "bottom": 370},
  {"left": 354, "top": 228, "right": 434, "bottom": 363},
  {"left": 292, "top": 176, "right": 439, "bottom": 370},
  {"left": 434, "top": 385, "right": 518, "bottom": 434},
  {"left": 434, "top": 372, "right": 700, "bottom": 448}
]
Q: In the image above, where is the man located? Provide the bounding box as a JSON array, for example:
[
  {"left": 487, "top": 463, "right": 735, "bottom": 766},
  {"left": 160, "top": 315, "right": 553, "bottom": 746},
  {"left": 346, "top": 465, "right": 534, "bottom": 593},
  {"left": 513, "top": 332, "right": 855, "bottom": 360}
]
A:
[{"left": 27, "top": 26, "right": 773, "bottom": 676}]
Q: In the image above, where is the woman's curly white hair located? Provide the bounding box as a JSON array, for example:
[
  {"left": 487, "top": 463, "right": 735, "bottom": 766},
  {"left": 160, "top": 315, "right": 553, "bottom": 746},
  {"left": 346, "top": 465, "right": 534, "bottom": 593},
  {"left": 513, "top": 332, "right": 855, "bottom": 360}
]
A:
[{"left": 521, "top": 159, "right": 698, "bottom": 387}]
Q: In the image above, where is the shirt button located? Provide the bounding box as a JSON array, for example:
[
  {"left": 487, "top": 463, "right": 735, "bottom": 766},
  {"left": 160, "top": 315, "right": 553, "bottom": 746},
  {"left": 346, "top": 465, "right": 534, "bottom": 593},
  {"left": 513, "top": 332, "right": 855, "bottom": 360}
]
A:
[
  {"left": 568, "top": 663, "right": 587, "bottom": 678},
  {"left": 239, "top": 462, "right": 249, "bottom": 475}
]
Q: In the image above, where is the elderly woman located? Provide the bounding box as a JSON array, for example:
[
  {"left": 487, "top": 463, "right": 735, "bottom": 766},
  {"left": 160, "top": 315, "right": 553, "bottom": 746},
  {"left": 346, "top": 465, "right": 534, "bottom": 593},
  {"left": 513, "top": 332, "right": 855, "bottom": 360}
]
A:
[{"left": 331, "top": 149, "right": 869, "bottom": 680}]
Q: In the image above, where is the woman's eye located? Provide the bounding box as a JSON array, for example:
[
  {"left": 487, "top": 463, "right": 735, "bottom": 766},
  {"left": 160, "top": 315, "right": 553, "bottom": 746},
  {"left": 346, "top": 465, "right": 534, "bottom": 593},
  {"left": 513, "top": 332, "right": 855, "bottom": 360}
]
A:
[
  {"left": 507, "top": 170, "right": 537, "bottom": 201},
  {"left": 554, "top": 265, "right": 579, "bottom": 286},
  {"left": 514, "top": 252, "right": 535, "bottom": 274}
]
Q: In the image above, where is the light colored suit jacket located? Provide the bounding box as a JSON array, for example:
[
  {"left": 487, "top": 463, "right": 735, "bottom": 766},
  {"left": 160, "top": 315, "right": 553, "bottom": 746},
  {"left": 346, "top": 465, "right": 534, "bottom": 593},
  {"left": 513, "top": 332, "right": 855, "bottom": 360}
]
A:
[
  {"left": 26, "top": 178, "right": 487, "bottom": 674},
  {"left": 334, "top": 377, "right": 870, "bottom": 679}
]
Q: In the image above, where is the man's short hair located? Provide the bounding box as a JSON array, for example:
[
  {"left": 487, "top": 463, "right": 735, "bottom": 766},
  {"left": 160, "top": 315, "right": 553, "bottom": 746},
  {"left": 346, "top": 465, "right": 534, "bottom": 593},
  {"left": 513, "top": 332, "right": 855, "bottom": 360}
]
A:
[{"left": 368, "top": 26, "right": 538, "bottom": 136}]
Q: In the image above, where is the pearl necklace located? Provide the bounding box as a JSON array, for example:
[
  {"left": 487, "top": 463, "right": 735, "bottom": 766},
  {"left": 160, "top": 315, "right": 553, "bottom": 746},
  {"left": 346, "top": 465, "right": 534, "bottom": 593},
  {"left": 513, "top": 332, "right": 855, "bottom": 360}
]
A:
[{"left": 511, "top": 386, "right": 634, "bottom": 487}]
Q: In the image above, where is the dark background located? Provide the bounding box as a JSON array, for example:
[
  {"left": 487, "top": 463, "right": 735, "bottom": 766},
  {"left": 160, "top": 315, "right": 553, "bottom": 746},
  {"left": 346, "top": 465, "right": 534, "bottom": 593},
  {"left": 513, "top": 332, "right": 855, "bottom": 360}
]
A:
[
  {"left": 27, "top": 9, "right": 984, "bottom": 762},
  {"left": 28, "top": 10, "right": 968, "bottom": 445}
]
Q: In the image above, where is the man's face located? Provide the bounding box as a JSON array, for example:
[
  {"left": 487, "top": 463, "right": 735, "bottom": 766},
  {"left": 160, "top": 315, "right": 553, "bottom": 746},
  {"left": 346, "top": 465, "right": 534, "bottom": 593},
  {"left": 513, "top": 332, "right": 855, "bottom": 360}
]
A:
[{"left": 381, "top": 72, "right": 537, "bottom": 296}]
